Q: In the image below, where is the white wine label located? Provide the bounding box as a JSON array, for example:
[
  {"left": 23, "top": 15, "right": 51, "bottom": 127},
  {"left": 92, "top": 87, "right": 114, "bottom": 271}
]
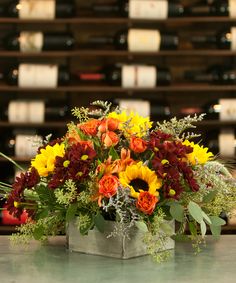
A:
[
  {"left": 118, "top": 99, "right": 150, "bottom": 117},
  {"left": 129, "top": 0, "right": 168, "bottom": 19},
  {"left": 219, "top": 129, "right": 235, "bottom": 157},
  {"left": 230, "top": 27, "right": 236, "bottom": 50},
  {"left": 19, "top": 32, "right": 44, "bottom": 52},
  {"left": 229, "top": 0, "right": 236, "bottom": 18},
  {"left": 219, "top": 98, "right": 236, "bottom": 120},
  {"left": 121, "top": 65, "right": 156, "bottom": 88},
  {"left": 15, "top": 135, "right": 42, "bottom": 157},
  {"left": 18, "top": 64, "right": 58, "bottom": 88},
  {"left": 19, "top": 0, "right": 56, "bottom": 19},
  {"left": 8, "top": 101, "right": 29, "bottom": 122},
  {"left": 29, "top": 101, "right": 45, "bottom": 123},
  {"left": 128, "top": 29, "right": 161, "bottom": 52}
]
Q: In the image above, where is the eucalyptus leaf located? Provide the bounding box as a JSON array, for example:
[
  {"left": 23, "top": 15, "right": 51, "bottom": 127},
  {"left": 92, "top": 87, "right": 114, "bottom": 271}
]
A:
[
  {"left": 209, "top": 225, "right": 221, "bottom": 239},
  {"left": 94, "top": 213, "right": 105, "bottom": 233},
  {"left": 202, "top": 190, "right": 218, "bottom": 203},
  {"left": 187, "top": 201, "right": 203, "bottom": 224},
  {"left": 202, "top": 211, "right": 212, "bottom": 225},
  {"left": 160, "top": 222, "right": 174, "bottom": 236},
  {"left": 169, "top": 203, "right": 184, "bottom": 222},
  {"left": 66, "top": 203, "right": 78, "bottom": 222},
  {"left": 209, "top": 216, "right": 226, "bottom": 226},
  {"left": 135, "top": 221, "right": 148, "bottom": 232},
  {"left": 200, "top": 220, "right": 207, "bottom": 237}
]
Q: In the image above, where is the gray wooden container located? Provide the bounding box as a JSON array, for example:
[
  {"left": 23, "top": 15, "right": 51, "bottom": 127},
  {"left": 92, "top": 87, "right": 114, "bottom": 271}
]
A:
[{"left": 67, "top": 219, "right": 174, "bottom": 259}]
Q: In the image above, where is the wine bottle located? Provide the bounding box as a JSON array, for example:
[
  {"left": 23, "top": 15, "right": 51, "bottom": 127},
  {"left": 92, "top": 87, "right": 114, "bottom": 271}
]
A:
[
  {"left": 206, "top": 129, "right": 236, "bottom": 157},
  {"left": 3, "top": 131, "right": 43, "bottom": 157},
  {"left": 4, "top": 64, "right": 70, "bottom": 87},
  {"left": 114, "top": 98, "right": 171, "bottom": 120},
  {"left": 184, "top": 65, "right": 236, "bottom": 84},
  {"left": 4, "top": 0, "right": 76, "bottom": 19},
  {"left": 87, "top": 28, "right": 179, "bottom": 51},
  {"left": 3, "top": 31, "right": 75, "bottom": 52},
  {"left": 92, "top": 0, "right": 184, "bottom": 19},
  {"left": 185, "top": 0, "right": 234, "bottom": 17},
  {"left": 203, "top": 98, "right": 236, "bottom": 120},
  {"left": 0, "top": 100, "right": 69, "bottom": 123},
  {"left": 191, "top": 27, "right": 236, "bottom": 50},
  {"left": 77, "top": 64, "right": 171, "bottom": 87}
]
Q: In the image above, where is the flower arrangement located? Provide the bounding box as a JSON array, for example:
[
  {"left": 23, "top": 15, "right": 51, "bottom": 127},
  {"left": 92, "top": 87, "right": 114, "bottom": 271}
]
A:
[{"left": 1, "top": 100, "right": 236, "bottom": 261}]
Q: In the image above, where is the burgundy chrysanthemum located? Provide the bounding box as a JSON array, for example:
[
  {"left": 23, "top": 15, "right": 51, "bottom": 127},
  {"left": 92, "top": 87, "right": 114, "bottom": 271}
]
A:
[
  {"left": 149, "top": 130, "right": 199, "bottom": 199},
  {"left": 48, "top": 142, "right": 96, "bottom": 189}
]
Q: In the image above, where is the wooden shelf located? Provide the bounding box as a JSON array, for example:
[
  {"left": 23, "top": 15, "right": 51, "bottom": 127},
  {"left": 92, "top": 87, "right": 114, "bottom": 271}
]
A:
[
  {"left": 0, "top": 156, "right": 32, "bottom": 162},
  {"left": 0, "top": 49, "right": 235, "bottom": 57},
  {"left": 1, "top": 16, "right": 236, "bottom": 24},
  {"left": 0, "top": 84, "right": 236, "bottom": 93}
]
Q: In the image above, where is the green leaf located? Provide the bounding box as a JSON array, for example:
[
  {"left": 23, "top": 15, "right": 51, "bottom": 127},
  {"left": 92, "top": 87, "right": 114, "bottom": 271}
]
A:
[
  {"left": 36, "top": 208, "right": 49, "bottom": 220},
  {"left": 187, "top": 201, "right": 203, "bottom": 224},
  {"left": 80, "top": 217, "right": 94, "bottom": 236},
  {"left": 169, "top": 202, "right": 184, "bottom": 222},
  {"left": 36, "top": 184, "right": 56, "bottom": 207},
  {"left": 94, "top": 213, "right": 105, "bottom": 233},
  {"left": 202, "top": 190, "right": 218, "bottom": 203},
  {"left": 209, "top": 216, "right": 226, "bottom": 226},
  {"left": 66, "top": 203, "right": 78, "bottom": 222},
  {"left": 202, "top": 211, "right": 212, "bottom": 225},
  {"left": 135, "top": 221, "right": 148, "bottom": 232},
  {"left": 188, "top": 221, "right": 197, "bottom": 236},
  {"left": 160, "top": 222, "right": 174, "bottom": 236},
  {"left": 200, "top": 220, "right": 207, "bottom": 237},
  {"left": 33, "top": 225, "right": 44, "bottom": 240},
  {"left": 209, "top": 225, "right": 221, "bottom": 239},
  {"left": 108, "top": 146, "right": 119, "bottom": 160}
]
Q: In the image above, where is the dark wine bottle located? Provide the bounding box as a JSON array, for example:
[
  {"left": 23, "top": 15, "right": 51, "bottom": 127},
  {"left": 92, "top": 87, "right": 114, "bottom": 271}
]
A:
[
  {"left": 0, "top": 100, "right": 69, "bottom": 123},
  {"left": 4, "top": 64, "right": 70, "bottom": 87},
  {"left": 3, "top": 131, "right": 43, "bottom": 157},
  {"left": 185, "top": 0, "right": 231, "bottom": 17},
  {"left": 206, "top": 129, "right": 236, "bottom": 157},
  {"left": 191, "top": 27, "right": 236, "bottom": 50},
  {"left": 77, "top": 64, "right": 171, "bottom": 86},
  {"left": 114, "top": 98, "right": 171, "bottom": 120},
  {"left": 4, "top": 0, "right": 76, "bottom": 19},
  {"left": 87, "top": 28, "right": 179, "bottom": 51},
  {"left": 3, "top": 31, "right": 75, "bottom": 51},
  {"left": 92, "top": 0, "right": 184, "bottom": 19},
  {"left": 184, "top": 65, "right": 236, "bottom": 84},
  {"left": 203, "top": 98, "right": 236, "bottom": 120}
]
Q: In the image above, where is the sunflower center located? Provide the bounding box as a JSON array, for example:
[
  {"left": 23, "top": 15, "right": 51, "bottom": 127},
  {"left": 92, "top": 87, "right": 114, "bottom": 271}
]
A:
[{"left": 129, "top": 178, "right": 149, "bottom": 192}]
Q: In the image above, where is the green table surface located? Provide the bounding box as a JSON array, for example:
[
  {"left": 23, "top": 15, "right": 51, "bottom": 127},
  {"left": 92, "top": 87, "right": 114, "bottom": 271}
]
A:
[{"left": 0, "top": 235, "right": 235, "bottom": 283}]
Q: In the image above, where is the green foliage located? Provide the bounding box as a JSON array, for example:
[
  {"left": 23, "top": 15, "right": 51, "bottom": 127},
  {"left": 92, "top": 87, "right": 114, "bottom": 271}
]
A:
[
  {"left": 169, "top": 202, "right": 184, "bottom": 222},
  {"left": 94, "top": 212, "right": 105, "bottom": 233}
]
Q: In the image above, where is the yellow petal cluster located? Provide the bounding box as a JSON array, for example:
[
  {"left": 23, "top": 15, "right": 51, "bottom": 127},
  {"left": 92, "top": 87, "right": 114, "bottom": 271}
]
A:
[
  {"left": 119, "top": 162, "right": 162, "bottom": 198},
  {"left": 108, "top": 110, "right": 152, "bottom": 138},
  {"left": 31, "top": 143, "right": 65, "bottom": 177},
  {"left": 183, "top": 140, "right": 214, "bottom": 165}
]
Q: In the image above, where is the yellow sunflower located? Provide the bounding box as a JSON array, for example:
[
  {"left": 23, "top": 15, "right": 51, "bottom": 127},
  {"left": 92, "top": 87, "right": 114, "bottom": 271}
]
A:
[
  {"left": 31, "top": 143, "right": 65, "bottom": 177},
  {"left": 183, "top": 140, "right": 214, "bottom": 165},
  {"left": 108, "top": 110, "right": 152, "bottom": 138},
  {"left": 119, "top": 162, "right": 162, "bottom": 198}
]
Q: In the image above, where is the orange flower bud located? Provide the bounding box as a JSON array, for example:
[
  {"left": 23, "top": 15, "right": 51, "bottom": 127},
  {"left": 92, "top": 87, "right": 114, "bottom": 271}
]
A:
[
  {"left": 78, "top": 119, "right": 101, "bottom": 136},
  {"left": 102, "top": 131, "right": 119, "bottom": 147},
  {"left": 98, "top": 118, "right": 120, "bottom": 133},
  {"left": 130, "top": 137, "right": 147, "bottom": 153}
]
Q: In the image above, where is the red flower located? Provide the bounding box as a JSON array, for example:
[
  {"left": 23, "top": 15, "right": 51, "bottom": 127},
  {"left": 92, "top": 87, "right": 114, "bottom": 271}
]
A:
[
  {"left": 99, "top": 175, "right": 119, "bottom": 198},
  {"left": 130, "top": 136, "right": 147, "bottom": 153},
  {"left": 136, "top": 192, "right": 158, "bottom": 215},
  {"left": 78, "top": 119, "right": 101, "bottom": 136}
]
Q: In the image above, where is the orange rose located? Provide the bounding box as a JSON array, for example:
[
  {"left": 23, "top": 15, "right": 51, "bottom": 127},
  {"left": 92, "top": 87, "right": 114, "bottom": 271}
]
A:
[
  {"left": 102, "top": 131, "right": 119, "bottom": 147},
  {"left": 130, "top": 137, "right": 147, "bottom": 153},
  {"left": 78, "top": 119, "right": 101, "bottom": 136},
  {"left": 136, "top": 192, "right": 158, "bottom": 215},
  {"left": 98, "top": 118, "right": 120, "bottom": 133},
  {"left": 99, "top": 174, "right": 119, "bottom": 198}
]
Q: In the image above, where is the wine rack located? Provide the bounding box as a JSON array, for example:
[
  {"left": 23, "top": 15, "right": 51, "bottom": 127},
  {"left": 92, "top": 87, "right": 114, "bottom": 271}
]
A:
[{"left": 0, "top": 0, "right": 236, "bottom": 233}]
